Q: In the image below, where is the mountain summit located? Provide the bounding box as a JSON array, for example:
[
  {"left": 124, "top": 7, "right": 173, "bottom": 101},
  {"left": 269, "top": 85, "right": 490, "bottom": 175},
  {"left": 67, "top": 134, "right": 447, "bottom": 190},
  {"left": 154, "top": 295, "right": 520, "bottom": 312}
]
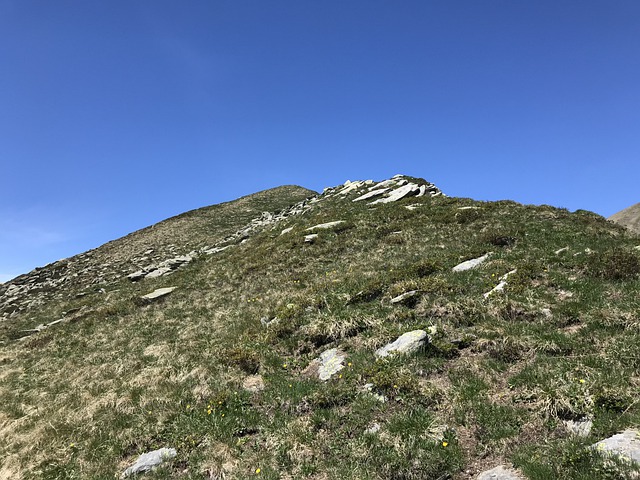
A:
[
  {"left": 1, "top": 175, "right": 640, "bottom": 479},
  {"left": 609, "top": 202, "right": 640, "bottom": 235}
]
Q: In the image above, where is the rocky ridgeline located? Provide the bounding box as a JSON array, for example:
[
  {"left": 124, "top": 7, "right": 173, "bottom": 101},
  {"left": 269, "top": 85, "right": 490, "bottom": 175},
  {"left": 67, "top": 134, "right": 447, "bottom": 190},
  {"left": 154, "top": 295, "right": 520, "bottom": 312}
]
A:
[{"left": 0, "top": 175, "right": 443, "bottom": 322}]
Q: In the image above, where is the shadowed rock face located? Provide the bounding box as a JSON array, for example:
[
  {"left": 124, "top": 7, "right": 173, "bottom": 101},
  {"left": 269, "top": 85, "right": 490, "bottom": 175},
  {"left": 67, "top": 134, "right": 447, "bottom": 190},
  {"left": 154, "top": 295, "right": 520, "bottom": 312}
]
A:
[{"left": 609, "top": 203, "right": 640, "bottom": 234}]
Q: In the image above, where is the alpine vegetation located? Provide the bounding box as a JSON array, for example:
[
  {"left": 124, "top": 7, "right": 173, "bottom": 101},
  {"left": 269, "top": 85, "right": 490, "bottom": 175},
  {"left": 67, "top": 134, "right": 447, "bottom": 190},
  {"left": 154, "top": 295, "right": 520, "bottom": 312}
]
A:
[{"left": 1, "top": 175, "right": 639, "bottom": 479}]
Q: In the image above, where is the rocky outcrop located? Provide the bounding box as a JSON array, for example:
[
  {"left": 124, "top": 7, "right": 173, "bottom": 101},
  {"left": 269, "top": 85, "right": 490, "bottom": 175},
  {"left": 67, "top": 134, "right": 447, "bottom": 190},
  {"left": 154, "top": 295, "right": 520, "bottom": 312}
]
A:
[{"left": 609, "top": 203, "right": 640, "bottom": 234}]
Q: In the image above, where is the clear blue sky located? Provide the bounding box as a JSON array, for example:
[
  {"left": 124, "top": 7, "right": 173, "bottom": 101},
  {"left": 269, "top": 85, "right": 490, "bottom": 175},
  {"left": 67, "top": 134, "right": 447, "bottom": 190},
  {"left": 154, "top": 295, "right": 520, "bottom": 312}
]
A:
[{"left": 2, "top": 1, "right": 639, "bottom": 281}]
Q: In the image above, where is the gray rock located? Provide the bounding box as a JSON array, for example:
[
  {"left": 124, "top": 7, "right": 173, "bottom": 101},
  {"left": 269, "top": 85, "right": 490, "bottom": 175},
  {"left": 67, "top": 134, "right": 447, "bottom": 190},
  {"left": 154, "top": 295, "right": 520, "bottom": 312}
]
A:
[
  {"left": 365, "top": 423, "right": 381, "bottom": 434},
  {"left": 453, "top": 253, "right": 492, "bottom": 272},
  {"left": 375, "top": 330, "right": 429, "bottom": 358},
  {"left": 476, "top": 465, "right": 524, "bottom": 479},
  {"left": 564, "top": 418, "right": 593, "bottom": 437},
  {"left": 304, "top": 234, "right": 318, "bottom": 243},
  {"left": 305, "top": 221, "right": 345, "bottom": 231},
  {"left": 390, "top": 290, "right": 419, "bottom": 304},
  {"left": 121, "top": 447, "right": 177, "bottom": 478},
  {"left": 369, "top": 183, "right": 420, "bottom": 205},
  {"left": 140, "top": 287, "right": 176, "bottom": 301},
  {"left": 144, "top": 267, "right": 172, "bottom": 279},
  {"left": 317, "top": 348, "right": 347, "bottom": 381},
  {"left": 592, "top": 429, "right": 640, "bottom": 465},
  {"left": 353, "top": 188, "right": 390, "bottom": 202}
]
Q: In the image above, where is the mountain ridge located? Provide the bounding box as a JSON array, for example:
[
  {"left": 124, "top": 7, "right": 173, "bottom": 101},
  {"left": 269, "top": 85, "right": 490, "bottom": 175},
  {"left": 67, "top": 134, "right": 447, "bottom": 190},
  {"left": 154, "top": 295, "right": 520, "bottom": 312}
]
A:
[{"left": 1, "top": 174, "right": 640, "bottom": 480}]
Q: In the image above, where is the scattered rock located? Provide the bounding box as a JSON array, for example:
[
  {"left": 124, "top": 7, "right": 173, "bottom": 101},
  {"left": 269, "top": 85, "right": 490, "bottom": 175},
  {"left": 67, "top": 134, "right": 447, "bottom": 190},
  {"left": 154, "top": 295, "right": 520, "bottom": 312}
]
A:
[
  {"left": 476, "top": 465, "right": 524, "bottom": 479},
  {"left": 375, "top": 330, "right": 429, "bottom": 358},
  {"left": 242, "top": 375, "right": 265, "bottom": 393},
  {"left": 280, "top": 227, "right": 294, "bottom": 235},
  {"left": 483, "top": 269, "right": 517, "bottom": 298},
  {"left": 305, "top": 221, "right": 346, "bottom": 231},
  {"left": 453, "top": 253, "right": 492, "bottom": 272},
  {"left": 304, "top": 348, "right": 346, "bottom": 381},
  {"left": 260, "top": 316, "right": 279, "bottom": 327},
  {"left": 564, "top": 417, "right": 593, "bottom": 437},
  {"left": 592, "top": 429, "right": 640, "bottom": 465},
  {"left": 140, "top": 287, "right": 177, "bottom": 301},
  {"left": 390, "top": 290, "right": 419, "bottom": 305},
  {"left": 304, "top": 234, "right": 318, "bottom": 243},
  {"left": 121, "top": 447, "right": 177, "bottom": 478},
  {"left": 555, "top": 246, "right": 569, "bottom": 255},
  {"left": 458, "top": 206, "right": 479, "bottom": 210}
]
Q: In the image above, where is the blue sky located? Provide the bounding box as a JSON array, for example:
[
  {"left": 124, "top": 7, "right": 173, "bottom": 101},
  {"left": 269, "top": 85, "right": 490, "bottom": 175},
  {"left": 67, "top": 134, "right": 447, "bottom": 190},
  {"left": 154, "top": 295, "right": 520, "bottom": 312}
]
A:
[{"left": 1, "top": 1, "right": 639, "bottom": 281}]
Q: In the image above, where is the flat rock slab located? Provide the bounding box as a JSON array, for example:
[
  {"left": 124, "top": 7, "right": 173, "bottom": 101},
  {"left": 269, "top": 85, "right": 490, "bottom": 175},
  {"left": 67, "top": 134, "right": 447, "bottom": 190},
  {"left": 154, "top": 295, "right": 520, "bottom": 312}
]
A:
[
  {"left": 353, "top": 188, "right": 390, "bottom": 202},
  {"left": 375, "top": 330, "right": 428, "bottom": 358},
  {"left": 304, "top": 234, "right": 318, "bottom": 243},
  {"left": 476, "top": 465, "right": 524, "bottom": 479},
  {"left": 305, "top": 221, "right": 345, "bottom": 231},
  {"left": 483, "top": 269, "right": 517, "bottom": 299},
  {"left": 453, "top": 253, "right": 492, "bottom": 272},
  {"left": 140, "top": 287, "right": 177, "bottom": 301},
  {"left": 369, "top": 183, "right": 420, "bottom": 205},
  {"left": 592, "top": 429, "right": 640, "bottom": 465},
  {"left": 121, "top": 447, "right": 176, "bottom": 478}
]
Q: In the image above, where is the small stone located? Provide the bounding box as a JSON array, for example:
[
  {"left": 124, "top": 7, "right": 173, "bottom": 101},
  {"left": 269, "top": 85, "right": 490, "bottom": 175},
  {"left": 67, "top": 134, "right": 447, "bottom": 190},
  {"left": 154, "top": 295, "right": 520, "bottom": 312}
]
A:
[
  {"left": 303, "top": 348, "right": 347, "bottom": 381},
  {"left": 453, "top": 253, "right": 492, "bottom": 272},
  {"left": 555, "top": 246, "right": 570, "bottom": 255},
  {"left": 476, "top": 465, "right": 524, "bottom": 479},
  {"left": 390, "top": 290, "right": 419, "bottom": 305},
  {"left": 140, "top": 287, "right": 176, "bottom": 301},
  {"left": 280, "top": 227, "right": 294, "bottom": 235},
  {"left": 375, "top": 330, "right": 429, "bottom": 358},
  {"left": 564, "top": 418, "right": 593, "bottom": 437},
  {"left": 305, "top": 221, "right": 345, "bottom": 231},
  {"left": 242, "top": 375, "right": 265, "bottom": 393},
  {"left": 365, "top": 423, "right": 381, "bottom": 434},
  {"left": 592, "top": 429, "right": 640, "bottom": 465},
  {"left": 304, "top": 234, "right": 318, "bottom": 243},
  {"left": 121, "top": 447, "right": 177, "bottom": 478}
]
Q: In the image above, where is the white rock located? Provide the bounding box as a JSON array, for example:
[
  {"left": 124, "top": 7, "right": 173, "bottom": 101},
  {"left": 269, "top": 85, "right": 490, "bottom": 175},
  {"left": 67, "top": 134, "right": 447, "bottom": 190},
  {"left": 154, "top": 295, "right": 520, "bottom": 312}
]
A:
[
  {"left": 280, "top": 227, "right": 294, "bottom": 235},
  {"left": 304, "top": 234, "right": 318, "bottom": 243},
  {"left": 564, "top": 418, "right": 593, "bottom": 437},
  {"left": 416, "top": 184, "right": 427, "bottom": 197},
  {"left": 353, "top": 188, "right": 390, "bottom": 202},
  {"left": 375, "top": 330, "right": 428, "bottom": 358},
  {"left": 476, "top": 465, "right": 524, "bottom": 479},
  {"left": 483, "top": 269, "right": 517, "bottom": 298},
  {"left": 121, "top": 447, "right": 177, "bottom": 478},
  {"left": 365, "top": 423, "right": 381, "bottom": 434},
  {"left": 369, "top": 183, "right": 420, "bottom": 205},
  {"left": 458, "top": 206, "right": 479, "bottom": 210},
  {"left": 592, "top": 429, "right": 640, "bottom": 465},
  {"left": 305, "top": 221, "right": 345, "bottom": 231},
  {"left": 317, "top": 348, "right": 347, "bottom": 381},
  {"left": 453, "top": 253, "right": 492, "bottom": 272},
  {"left": 555, "top": 246, "right": 569, "bottom": 255},
  {"left": 390, "top": 290, "right": 418, "bottom": 304},
  {"left": 362, "top": 383, "right": 387, "bottom": 402},
  {"left": 140, "top": 287, "right": 176, "bottom": 301}
]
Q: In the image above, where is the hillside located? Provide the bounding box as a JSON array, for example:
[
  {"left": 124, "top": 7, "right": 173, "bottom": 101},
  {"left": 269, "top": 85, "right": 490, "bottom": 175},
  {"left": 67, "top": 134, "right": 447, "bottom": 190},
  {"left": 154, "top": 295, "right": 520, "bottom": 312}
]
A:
[
  {"left": 1, "top": 175, "right": 640, "bottom": 480},
  {"left": 609, "top": 203, "right": 640, "bottom": 235}
]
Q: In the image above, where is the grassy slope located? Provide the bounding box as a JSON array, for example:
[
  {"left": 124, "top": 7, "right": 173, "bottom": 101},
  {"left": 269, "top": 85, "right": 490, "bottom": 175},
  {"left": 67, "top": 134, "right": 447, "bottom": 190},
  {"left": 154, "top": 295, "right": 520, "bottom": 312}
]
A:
[{"left": 1, "top": 182, "right": 640, "bottom": 479}]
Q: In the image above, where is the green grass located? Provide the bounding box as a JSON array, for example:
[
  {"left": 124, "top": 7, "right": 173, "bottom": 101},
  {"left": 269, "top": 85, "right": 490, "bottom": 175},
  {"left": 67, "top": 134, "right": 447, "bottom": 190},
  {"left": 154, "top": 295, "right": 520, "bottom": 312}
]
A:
[{"left": 1, "top": 177, "right": 639, "bottom": 479}]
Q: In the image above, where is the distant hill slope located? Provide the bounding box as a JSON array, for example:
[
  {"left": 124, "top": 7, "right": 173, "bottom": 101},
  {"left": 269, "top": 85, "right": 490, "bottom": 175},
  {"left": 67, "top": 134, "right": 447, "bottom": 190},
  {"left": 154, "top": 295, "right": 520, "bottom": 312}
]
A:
[
  {"left": 1, "top": 175, "right": 639, "bottom": 480},
  {"left": 609, "top": 202, "right": 640, "bottom": 234}
]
